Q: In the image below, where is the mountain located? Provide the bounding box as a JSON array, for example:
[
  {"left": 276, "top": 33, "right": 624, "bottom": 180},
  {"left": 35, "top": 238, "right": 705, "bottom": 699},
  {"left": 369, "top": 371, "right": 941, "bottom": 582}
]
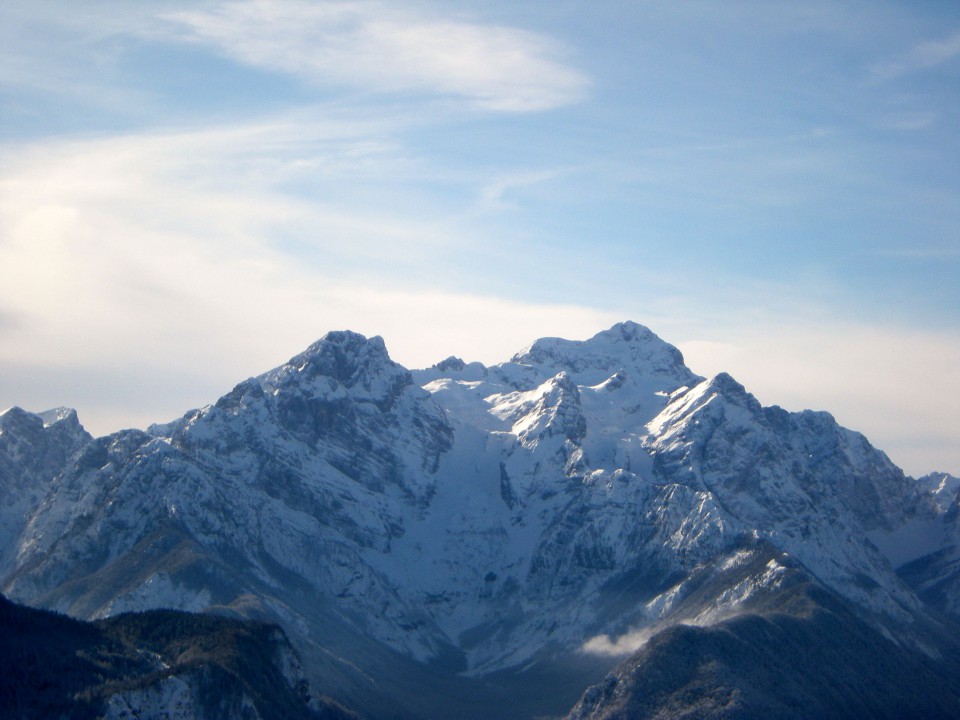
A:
[
  {"left": 892, "top": 471, "right": 960, "bottom": 620},
  {"left": 0, "top": 593, "right": 354, "bottom": 720},
  {"left": 1, "top": 321, "right": 958, "bottom": 719},
  {"left": 566, "top": 572, "right": 960, "bottom": 720},
  {"left": 0, "top": 406, "right": 91, "bottom": 572}
]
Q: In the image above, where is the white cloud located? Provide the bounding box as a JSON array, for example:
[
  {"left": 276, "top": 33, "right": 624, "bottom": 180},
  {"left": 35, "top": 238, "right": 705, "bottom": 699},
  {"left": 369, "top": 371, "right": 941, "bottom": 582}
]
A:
[
  {"left": 2, "top": 120, "right": 956, "bottom": 475},
  {"left": 0, "top": 121, "right": 615, "bottom": 436},
  {"left": 161, "top": 0, "right": 589, "bottom": 112},
  {"left": 870, "top": 29, "right": 960, "bottom": 79},
  {"left": 476, "top": 168, "right": 572, "bottom": 211},
  {"left": 582, "top": 627, "right": 657, "bottom": 657},
  {"left": 1, "top": 2, "right": 957, "bottom": 476},
  {"left": 877, "top": 110, "right": 939, "bottom": 131}
]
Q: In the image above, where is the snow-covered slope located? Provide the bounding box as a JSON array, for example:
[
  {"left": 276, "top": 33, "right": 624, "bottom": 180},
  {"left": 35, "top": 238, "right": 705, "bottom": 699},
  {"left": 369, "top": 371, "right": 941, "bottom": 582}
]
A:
[
  {"left": 0, "top": 406, "right": 91, "bottom": 574},
  {"left": 1, "top": 322, "right": 957, "bottom": 719}
]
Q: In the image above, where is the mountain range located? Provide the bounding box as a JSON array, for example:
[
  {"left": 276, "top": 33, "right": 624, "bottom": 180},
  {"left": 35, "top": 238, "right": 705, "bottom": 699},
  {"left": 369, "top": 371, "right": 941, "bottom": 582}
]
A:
[{"left": 2, "top": 321, "right": 958, "bottom": 718}]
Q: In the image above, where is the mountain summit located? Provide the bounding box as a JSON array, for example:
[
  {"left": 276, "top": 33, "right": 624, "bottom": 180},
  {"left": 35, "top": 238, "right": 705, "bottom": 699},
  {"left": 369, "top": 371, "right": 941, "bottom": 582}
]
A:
[
  {"left": 1, "top": 322, "right": 958, "bottom": 719},
  {"left": 510, "top": 321, "right": 697, "bottom": 385}
]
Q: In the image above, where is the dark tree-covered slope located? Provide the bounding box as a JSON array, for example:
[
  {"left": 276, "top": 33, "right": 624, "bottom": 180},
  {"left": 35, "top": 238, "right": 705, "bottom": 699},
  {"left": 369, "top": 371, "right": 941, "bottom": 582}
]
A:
[
  {"left": 567, "top": 581, "right": 960, "bottom": 720},
  {"left": 0, "top": 594, "right": 356, "bottom": 720}
]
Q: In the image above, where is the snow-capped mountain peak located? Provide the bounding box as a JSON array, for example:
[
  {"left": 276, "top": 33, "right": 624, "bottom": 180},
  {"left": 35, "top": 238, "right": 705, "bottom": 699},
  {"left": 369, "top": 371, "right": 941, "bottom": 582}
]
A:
[
  {"left": 916, "top": 471, "right": 960, "bottom": 512},
  {"left": 509, "top": 321, "right": 699, "bottom": 389},
  {"left": 263, "top": 330, "right": 414, "bottom": 406},
  {"left": 2, "top": 321, "right": 958, "bottom": 720}
]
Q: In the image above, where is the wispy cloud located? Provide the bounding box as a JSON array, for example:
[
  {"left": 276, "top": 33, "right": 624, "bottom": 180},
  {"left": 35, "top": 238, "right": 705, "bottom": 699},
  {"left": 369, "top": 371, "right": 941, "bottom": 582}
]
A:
[
  {"left": 870, "top": 29, "right": 960, "bottom": 79},
  {"left": 0, "top": 2, "right": 160, "bottom": 119},
  {"left": 1, "top": 0, "right": 957, "bottom": 479},
  {"left": 160, "top": 0, "right": 589, "bottom": 112},
  {"left": 477, "top": 168, "right": 572, "bottom": 211},
  {"left": 582, "top": 627, "right": 657, "bottom": 657},
  {"left": 877, "top": 110, "right": 939, "bottom": 131},
  {"left": 870, "top": 245, "right": 959, "bottom": 260},
  {"left": 0, "top": 119, "right": 615, "bottom": 435}
]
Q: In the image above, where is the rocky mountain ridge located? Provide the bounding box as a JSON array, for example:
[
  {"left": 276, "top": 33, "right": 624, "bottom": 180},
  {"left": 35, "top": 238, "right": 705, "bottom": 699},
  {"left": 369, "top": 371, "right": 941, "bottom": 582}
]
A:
[
  {"left": 0, "top": 593, "right": 353, "bottom": 720},
  {"left": 2, "top": 321, "right": 958, "bottom": 719}
]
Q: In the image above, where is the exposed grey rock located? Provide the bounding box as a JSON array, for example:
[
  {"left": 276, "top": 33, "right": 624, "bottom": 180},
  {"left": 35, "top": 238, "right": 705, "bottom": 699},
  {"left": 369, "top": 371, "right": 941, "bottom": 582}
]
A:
[{"left": 1, "top": 322, "right": 958, "bottom": 719}]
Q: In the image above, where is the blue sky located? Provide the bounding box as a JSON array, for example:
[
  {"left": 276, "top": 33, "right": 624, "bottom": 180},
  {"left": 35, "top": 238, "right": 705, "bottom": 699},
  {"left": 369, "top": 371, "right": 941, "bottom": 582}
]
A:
[{"left": 0, "top": 1, "right": 958, "bottom": 475}]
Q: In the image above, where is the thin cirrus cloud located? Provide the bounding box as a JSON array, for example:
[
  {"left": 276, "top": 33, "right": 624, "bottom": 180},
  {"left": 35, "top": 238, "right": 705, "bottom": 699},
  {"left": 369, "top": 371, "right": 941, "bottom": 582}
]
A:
[
  {"left": 1, "top": 120, "right": 957, "bottom": 477},
  {"left": 160, "top": 0, "right": 590, "bottom": 112},
  {"left": 870, "top": 28, "right": 960, "bottom": 79},
  {"left": 0, "top": 118, "right": 617, "bottom": 437}
]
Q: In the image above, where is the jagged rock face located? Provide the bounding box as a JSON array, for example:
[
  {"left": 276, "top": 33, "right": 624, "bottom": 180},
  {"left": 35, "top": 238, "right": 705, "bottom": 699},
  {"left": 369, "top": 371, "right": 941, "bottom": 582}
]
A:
[
  {"left": 3, "top": 331, "right": 460, "bottom": 663},
  {"left": 644, "top": 372, "right": 922, "bottom": 617},
  {"left": 0, "top": 406, "right": 91, "bottom": 571},
  {"left": 1, "top": 322, "right": 958, "bottom": 720},
  {"left": 916, "top": 471, "right": 960, "bottom": 513}
]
